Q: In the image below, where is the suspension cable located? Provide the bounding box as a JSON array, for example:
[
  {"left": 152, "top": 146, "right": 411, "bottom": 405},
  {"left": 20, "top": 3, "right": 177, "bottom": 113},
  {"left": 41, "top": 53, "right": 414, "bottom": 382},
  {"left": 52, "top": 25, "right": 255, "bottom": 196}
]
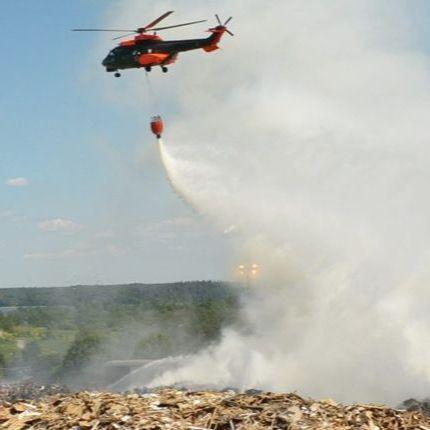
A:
[{"left": 144, "top": 70, "right": 160, "bottom": 113}]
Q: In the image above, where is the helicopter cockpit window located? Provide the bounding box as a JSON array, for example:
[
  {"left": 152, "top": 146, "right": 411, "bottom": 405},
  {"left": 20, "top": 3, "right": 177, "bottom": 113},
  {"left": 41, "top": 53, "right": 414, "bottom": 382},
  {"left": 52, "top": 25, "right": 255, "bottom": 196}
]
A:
[{"left": 110, "top": 47, "right": 122, "bottom": 56}]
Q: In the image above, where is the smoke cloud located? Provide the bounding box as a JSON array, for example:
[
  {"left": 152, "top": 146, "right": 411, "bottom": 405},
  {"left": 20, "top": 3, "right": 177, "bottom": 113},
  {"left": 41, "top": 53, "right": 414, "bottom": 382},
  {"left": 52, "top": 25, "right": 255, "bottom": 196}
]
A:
[{"left": 99, "top": 0, "right": 430, "bottom": 404}]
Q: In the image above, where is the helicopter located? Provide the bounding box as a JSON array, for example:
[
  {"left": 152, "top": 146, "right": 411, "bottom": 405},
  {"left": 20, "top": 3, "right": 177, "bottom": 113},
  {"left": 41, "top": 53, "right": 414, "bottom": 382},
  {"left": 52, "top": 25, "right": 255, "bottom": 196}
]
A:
[{"left": 73, "top": 11, "right": 233, "bottom": 77}]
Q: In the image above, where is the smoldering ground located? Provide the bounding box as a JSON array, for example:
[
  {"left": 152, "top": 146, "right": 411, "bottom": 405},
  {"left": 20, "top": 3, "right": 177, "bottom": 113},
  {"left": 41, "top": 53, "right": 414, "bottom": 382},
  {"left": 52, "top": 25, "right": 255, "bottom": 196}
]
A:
[{"left": 94, "top": 0, "right": 430, "bottom": 404}]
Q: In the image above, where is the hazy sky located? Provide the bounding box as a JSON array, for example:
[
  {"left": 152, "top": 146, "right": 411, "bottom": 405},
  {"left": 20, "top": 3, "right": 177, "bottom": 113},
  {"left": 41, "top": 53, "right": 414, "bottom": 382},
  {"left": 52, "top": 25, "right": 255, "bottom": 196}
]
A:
[{"left": 0, "top": 1, "right": 232, "bottom": 287}]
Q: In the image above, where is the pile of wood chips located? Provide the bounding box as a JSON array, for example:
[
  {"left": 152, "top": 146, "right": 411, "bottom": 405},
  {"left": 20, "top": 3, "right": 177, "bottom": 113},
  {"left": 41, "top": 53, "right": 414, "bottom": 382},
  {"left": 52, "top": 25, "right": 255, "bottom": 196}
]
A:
[{"left": 1, "top": 388, "right": 430, "bottom": 430}]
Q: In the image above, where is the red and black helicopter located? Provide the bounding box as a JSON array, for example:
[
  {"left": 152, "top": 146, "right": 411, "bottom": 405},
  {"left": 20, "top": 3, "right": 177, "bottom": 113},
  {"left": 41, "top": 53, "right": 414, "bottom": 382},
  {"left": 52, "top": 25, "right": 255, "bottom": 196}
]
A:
[{"left": 73, "top": 11, "right": 233, "bottom": 77}]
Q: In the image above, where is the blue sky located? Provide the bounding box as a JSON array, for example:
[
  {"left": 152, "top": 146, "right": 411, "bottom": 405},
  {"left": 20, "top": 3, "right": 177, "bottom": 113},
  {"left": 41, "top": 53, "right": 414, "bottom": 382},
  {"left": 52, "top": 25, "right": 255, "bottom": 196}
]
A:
[
  {"left": 0, "top": 1, "right": 232, "bottom": 287},
  {"left": 1, "top": 1, "right": 430, "bottom": 288}
]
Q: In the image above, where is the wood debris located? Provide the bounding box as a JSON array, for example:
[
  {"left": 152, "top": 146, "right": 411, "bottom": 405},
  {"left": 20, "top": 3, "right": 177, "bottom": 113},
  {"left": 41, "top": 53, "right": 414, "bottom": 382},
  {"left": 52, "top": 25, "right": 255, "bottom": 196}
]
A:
[
  {"left": 0, "top": 388, "right": 429, "bottom": 429},
  {"left": 0, "top": 383, "right": 69, "bottom": 403}
]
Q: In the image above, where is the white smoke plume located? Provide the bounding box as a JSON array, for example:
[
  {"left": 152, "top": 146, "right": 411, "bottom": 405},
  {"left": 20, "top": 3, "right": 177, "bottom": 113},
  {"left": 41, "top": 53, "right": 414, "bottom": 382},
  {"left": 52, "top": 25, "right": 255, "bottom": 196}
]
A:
[{"left": 98, "top": 1, "right": 430, "bottom": 404}]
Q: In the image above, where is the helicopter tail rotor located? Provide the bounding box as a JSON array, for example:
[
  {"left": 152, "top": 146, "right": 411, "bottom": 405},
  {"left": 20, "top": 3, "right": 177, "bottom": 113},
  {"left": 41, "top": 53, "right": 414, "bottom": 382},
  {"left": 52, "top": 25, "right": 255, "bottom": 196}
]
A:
[{"left": 209, "top": 15, "right": 234, "bottom": 36}]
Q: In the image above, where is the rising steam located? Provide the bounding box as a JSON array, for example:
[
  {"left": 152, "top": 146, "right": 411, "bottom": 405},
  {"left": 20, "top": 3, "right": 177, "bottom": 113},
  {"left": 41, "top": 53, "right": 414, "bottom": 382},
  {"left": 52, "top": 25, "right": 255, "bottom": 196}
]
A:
[{"left": 101, "top": 0, "right": 430, "bottom": 404}]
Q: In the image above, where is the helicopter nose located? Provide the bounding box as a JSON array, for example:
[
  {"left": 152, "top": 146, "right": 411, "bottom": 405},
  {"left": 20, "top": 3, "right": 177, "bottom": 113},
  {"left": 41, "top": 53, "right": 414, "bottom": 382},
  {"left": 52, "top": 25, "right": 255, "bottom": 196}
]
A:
[{"left": 102, "top": 55, "right": 115, "bottom": 67}]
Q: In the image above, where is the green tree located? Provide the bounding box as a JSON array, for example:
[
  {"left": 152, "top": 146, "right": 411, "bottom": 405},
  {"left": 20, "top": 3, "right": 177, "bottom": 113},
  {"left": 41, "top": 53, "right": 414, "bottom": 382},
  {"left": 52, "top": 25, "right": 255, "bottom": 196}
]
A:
[
  {"left": 57, "top": 329, "right": 103, "bottom": 381},
  {"left": 133, "top": 333, "right": 173, "bottom": 359},
  {"left": 0, "top": 351, "right": 6, "bottom": 377}
]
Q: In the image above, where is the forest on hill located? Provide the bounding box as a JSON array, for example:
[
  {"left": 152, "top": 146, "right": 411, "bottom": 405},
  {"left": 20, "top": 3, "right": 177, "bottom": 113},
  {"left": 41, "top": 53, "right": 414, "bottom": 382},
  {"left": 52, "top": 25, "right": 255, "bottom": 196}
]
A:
[{"left": 0, "top": 282, "right": 240, "bottom": 387}]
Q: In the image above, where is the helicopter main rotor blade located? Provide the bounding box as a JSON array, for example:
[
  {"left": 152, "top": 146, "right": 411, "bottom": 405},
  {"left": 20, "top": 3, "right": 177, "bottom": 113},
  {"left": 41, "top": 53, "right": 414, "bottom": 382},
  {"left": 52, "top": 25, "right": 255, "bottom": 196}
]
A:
[
  {"left": 112, "top": 32, "right": 138, "bottom": 41},
  {"left": 224, "top": 17, "right": 233, "bottom": 25},
  {"left": 215, "top": 14, "right": 222, "bottom": 25},
  {"left": 141, "top": 10, "right": 174, "bottom": 31},
  {"left": 150, "top": 20, "right": 207, "bottom": 32},
  {"left": 226, "top": 29, "right": 234, "bottom": 36},
  {"left": 72, "top": 29, "right": 136, "bottom": 32}
]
